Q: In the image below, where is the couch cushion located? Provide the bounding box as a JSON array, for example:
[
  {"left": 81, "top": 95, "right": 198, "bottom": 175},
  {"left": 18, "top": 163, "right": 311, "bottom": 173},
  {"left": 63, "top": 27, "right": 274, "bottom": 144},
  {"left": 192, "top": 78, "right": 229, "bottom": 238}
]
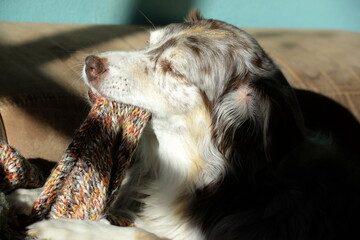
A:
[{"left": 250, "top": 28, "right": 360, "bottom": 120}]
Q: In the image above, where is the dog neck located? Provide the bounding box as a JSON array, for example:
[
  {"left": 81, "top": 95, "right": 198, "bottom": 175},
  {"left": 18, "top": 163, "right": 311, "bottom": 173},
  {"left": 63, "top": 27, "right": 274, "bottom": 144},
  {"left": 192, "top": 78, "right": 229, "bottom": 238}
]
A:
[{"left": 138, "top": 107, "right": 226, "bottom": 189}]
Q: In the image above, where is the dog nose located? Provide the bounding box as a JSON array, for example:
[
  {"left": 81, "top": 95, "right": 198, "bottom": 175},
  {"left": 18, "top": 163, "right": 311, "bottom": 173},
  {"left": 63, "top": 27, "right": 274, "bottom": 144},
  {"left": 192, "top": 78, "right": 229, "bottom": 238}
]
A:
[{"left": 85, "top": 55, "right": 107, "bottom": 81}]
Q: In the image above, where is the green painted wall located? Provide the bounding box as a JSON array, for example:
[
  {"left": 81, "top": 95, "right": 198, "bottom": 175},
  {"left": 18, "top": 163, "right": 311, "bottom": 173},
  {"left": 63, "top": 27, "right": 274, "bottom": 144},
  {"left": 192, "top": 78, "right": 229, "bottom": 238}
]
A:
[{"left": 1, "top": 0, "right": 359, "bottom": 32}]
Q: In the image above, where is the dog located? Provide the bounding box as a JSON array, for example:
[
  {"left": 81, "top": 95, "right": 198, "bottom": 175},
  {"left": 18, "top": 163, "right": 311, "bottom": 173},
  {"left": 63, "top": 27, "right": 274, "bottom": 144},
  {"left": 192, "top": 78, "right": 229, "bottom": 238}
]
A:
[{"left": 10, "top": 10, "right": 360, "bottom": 240}]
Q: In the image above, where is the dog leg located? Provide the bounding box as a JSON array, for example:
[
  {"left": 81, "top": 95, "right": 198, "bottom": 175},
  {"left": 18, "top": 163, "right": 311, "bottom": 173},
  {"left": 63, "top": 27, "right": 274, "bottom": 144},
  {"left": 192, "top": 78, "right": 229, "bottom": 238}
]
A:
[
  {"left": 28, "top": 219, "right": 169, "bottom": 240},
  {"left": 6, "top": 187, "right": 43, "bottom": 215}
]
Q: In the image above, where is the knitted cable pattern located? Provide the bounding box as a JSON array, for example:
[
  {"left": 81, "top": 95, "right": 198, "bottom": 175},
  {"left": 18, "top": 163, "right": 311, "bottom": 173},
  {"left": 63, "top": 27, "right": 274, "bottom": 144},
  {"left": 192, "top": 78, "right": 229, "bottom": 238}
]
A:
[
  {"left": 0, "top": 96, "right": 151, "bottom": 227},
  {"left": 32, "top": 97, "right": 151, "bottom": 222},
  {"left": 0, "top": 144, "right": 45, "bottom": 193}
]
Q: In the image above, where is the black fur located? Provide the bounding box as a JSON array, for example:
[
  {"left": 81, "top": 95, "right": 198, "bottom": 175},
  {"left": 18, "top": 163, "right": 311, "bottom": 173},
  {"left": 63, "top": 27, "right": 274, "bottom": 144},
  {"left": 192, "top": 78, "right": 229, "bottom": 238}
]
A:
[{"left": 191, "top": 72, "right": 360, "bottom": 239}]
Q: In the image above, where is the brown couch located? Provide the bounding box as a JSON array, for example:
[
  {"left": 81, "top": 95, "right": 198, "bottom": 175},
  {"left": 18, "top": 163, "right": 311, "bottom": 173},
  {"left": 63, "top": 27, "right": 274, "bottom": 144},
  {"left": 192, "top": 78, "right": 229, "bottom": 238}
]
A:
[{"left": 0, "top": 22, "right": 359, "bottom": 162}]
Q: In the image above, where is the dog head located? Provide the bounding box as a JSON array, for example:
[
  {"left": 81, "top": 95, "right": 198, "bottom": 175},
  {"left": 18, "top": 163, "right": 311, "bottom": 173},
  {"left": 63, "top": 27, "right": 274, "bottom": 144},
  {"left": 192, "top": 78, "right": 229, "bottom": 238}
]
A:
[{"left": 83, "top": 11, "right": 305, "bottom": 175}]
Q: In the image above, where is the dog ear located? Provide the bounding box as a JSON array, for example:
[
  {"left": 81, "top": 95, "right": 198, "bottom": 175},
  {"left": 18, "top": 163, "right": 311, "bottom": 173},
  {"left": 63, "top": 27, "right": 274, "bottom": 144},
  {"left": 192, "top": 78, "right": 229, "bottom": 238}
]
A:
[
  {"left": 185, "top": 9, "right": 204, "bottom": 23},
  {"left": 251, "top": 71, "right": 305, "bottom": 162},
  {"left": 213, "top": 71, "right": 305, "bottom": 176}
]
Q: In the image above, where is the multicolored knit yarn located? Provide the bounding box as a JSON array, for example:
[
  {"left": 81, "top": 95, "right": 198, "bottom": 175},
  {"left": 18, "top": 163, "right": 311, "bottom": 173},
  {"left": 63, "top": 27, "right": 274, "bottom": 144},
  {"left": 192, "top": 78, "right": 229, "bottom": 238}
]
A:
[
  {"left": 32, "top": 97, "right": 151, "bottom": 223},
  {"left": 0, "top": 144, "right": 45, "bottom": 193},
  {"left": 0, "top": 96, "right": 150, "bottom": 226}
]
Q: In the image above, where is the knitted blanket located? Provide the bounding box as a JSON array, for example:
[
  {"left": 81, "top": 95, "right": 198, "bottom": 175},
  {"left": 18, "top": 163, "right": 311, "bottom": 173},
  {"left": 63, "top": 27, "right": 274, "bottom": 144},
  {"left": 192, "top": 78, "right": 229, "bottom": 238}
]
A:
[{"left": 0, "top": 97, "right": 151, "bottom": 239}]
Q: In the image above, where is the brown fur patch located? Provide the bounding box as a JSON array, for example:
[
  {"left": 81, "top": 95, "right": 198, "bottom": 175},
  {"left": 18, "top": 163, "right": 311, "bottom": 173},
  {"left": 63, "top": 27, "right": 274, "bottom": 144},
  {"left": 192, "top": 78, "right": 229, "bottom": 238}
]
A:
[
  {"left": 181, "top": 26, "right": 229, "bottom": 39},
  {"left": 159, "top": 59, "right": 186, "bottom": 81},
  {"left": 251, "top": 55, "right": 264, "bottom": 69},
  {"left": 201, "top": 65, "right": 211, "bottom": 76},
  {"left": 185, "top": 42, "right": 201, "bottom": 56},
  {"left": 148, "top": 38, "right": 177, "bottom": 58},
  {"left": 208, "top": 19, "right": 222, "bottom": 29},
  {"left": 200, "top": 90, "right": 213, "bottom": 113},
  {"left": 181, "top": 26, "right": 207, "bottom": 36},
  {"left": 135, "top": 230, "right": 170, "bottom": 240},
  {"left": 182, "top": 100, "right": 212, "bottom": 180},
  {"left": 159, "top": 59, "right": 172, "bottom": 74},
  {"left": 185, "top": 9, "right": 203, "bottom": 23}
]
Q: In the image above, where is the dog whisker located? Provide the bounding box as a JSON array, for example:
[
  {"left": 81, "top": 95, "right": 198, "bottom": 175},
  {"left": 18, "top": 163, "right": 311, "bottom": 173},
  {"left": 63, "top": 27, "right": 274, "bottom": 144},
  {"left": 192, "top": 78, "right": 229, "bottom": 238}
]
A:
[{"left": 136, "top": 8, "right": 156, "bottom": 30}]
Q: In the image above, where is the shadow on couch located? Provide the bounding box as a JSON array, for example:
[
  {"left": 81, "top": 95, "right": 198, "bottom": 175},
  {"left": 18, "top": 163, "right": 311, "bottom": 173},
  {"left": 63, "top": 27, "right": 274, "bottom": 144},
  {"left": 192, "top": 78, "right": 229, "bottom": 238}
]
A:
[{"left": 296, "top": 89, "right": 360, "bottom": 155}]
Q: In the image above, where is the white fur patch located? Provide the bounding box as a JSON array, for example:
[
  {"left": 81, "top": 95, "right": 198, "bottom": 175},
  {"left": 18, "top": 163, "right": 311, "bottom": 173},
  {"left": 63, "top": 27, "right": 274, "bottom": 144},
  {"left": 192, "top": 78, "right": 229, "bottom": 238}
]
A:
[
  {"left": 28, "top": 219, "right": 139, "bottom": 240},
  {"left": 6, "top": 187, "right": 43, "bottom": 215}
]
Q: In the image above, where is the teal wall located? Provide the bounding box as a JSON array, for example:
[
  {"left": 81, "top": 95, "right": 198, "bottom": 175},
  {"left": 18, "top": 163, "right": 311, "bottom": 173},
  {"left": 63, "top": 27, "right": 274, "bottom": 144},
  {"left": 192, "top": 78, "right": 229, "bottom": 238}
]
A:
[{"left": 1, "top": 0, "right": 359, "bottom": 32}]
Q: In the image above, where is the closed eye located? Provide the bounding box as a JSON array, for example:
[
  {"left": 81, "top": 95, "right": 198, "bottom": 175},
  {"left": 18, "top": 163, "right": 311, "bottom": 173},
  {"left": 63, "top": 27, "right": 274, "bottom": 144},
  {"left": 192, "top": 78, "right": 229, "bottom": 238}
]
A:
[{"left": 160, "top": 59, "right": 184, "bottom": 78}]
